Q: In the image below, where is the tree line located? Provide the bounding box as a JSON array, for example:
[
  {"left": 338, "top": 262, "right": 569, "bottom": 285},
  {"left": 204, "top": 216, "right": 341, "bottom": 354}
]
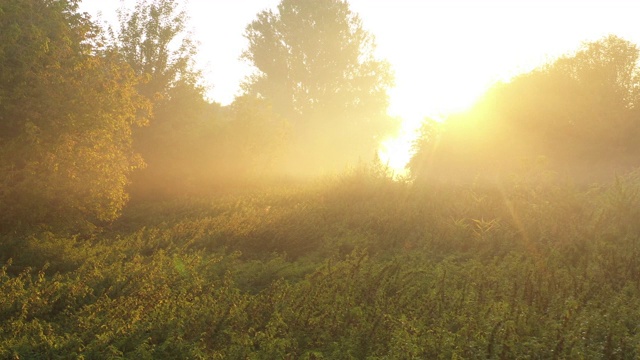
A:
[
  {"left": 3, "top": 0, "right": 640, "bottom": 232},
  {"left": 0, "top": 0, "right": 394, "bottom": 231},
  {"left": 410, "top": 35, "right": 640, "bottom": 184}
]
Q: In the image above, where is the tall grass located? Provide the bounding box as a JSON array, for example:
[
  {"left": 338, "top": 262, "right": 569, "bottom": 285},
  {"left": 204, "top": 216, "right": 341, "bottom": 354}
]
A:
[{"left": 2, "top": 167, "right": 640, "bottom": 358}]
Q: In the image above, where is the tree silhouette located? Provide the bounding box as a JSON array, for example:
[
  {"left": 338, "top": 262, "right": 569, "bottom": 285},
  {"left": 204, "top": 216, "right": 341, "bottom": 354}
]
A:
[
  {"left": 410, "top": 35, "right": 640, "bottom": 182},
  {"left": 242, "top": 0, "right": 395, "bottom": 174},
  {"left": 115, "top": 0, "right": 199, "bottom": 101},
  {"left": 115, "top": 0, "right": 218, "bottom": 195}
]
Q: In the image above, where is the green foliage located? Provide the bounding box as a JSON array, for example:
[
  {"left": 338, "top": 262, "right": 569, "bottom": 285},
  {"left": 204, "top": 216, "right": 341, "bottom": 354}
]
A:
[
  {"left": 5, "top": 2, "right": 640, "bottom": 359},
  {"left": 0, "top": 0, "right": 148, "bottom": 228},
  {"left": 114, "top": 0, "right": 230, "bottom": 196},
  {"left": 115, "top": 0, "right": 199, "bottom": 100},
  {"left": 4, "top": 167, "right": 640, "bottom": 358}
]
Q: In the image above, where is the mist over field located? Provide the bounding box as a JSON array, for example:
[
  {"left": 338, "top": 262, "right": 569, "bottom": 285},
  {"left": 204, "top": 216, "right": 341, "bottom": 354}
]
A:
[{"left": 3, "top": 0, "right": 640, "bottom": 358}]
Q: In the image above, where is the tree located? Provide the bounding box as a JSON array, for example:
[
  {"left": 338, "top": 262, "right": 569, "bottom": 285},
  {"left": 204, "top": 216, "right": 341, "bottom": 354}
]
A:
[
  {"left": 409, "top": 35, "right": 640, "bottom": 182},
  {"left": 545, "top": 35, "right": 640, "bottom": 163},
  {"left": 0, "top": 0, "right": 148, "bottom": 229},
  {"left": 115, "top": 0, "right": 199, "bottom": 101},
  {"left": 115, "top": 0, "right": 219, "bottom": 195},
  {"left": 242, "top": 0, "right": 395, "bottom": 174},
  {"left": 211, "top": 96, "right": 289, "bottom": 181}
]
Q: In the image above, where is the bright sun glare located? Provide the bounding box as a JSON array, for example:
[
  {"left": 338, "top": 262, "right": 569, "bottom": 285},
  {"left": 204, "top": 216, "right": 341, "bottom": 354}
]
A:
[
  {"left": 364, "top": 1, "right": 640, "bottom": 176},
  {"left": 378, "top": 127, "right": 417, "bottom": 177},
  {"left": 378, "top": 81, "right": 485, "bottom": 176}
]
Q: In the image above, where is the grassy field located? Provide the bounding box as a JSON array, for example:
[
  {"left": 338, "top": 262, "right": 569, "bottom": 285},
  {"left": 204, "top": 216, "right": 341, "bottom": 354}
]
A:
[{"left": 2, "top": 167, "right": 640, "bottom": 359}]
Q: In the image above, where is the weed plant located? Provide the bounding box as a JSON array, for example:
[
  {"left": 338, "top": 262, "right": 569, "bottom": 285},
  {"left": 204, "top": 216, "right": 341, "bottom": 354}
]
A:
[{"left": 2, "top": 167, "right": 640, "bottom": 358}]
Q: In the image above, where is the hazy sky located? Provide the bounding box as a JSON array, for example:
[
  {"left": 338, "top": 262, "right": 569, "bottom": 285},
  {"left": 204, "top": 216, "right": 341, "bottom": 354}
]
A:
[
  {"left": 79, "top": 0, "right": 640, "bottom": 171},
  {"left": 80, "top": 0, "right": 640, "bottom": 121}
]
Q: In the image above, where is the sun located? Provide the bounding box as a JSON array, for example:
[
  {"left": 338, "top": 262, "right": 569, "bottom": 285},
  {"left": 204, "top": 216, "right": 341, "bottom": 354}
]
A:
[
  {"left": 377, "top": 114, "right": 424, "bottom": 177},
  {"left": 378, "top": 137, "right": 412, "bottom": 176},
  {"left": 378, "top": 84, "right": 480, "bottom": 177}
]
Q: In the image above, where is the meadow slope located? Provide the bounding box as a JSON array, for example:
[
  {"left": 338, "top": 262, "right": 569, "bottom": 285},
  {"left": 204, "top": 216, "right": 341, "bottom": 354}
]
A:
[{"left": 2, "top": 167, "right": 640, "bottom": 358}]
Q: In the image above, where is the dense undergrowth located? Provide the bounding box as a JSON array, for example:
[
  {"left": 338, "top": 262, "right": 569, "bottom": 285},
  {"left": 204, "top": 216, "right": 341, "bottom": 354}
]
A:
[{"left": 3, "top": 167, "right": 640, "bottom": 359}]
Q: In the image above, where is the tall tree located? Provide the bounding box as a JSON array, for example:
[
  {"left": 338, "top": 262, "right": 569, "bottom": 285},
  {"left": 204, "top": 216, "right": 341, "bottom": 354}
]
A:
[
  {"left": 115, "top": 0, "right": 218, "bottom": 194},
  {"left": 242, "top": 0, "right": 395, "bottom": 174},
  {"left": 116, "top": 0, "right": 199, "bottom": 101},
  {"left": 0, "top": 0, "right": 148, "bottom": 228}
]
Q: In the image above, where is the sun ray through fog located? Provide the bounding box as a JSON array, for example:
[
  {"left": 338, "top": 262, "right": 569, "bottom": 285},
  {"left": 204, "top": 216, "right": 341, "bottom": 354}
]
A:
[{"left": 378, "top": 116, "right": 423, "bottom": 177}]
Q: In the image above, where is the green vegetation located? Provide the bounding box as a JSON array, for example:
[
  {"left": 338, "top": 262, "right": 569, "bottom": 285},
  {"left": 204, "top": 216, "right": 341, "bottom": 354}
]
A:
[
  {"left": 0, "top": 0, "right": 148, "bottom": 227},
  {"left": 4, "top": 0, "right": 640, "bottom": 358},
  {"left": 3, "top": 167, "right": 640, "bottom": 358}
]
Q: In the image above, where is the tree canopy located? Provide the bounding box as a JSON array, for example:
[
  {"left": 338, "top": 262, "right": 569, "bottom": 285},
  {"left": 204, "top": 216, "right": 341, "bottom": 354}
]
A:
[
  {"left": 115, "top": 0, "right": 199, "bottom": 101},
  {"left": 410, "top": 35, "right": 640, "bottom": 183},
  {"left": 0, "top": 0, "right": 148, "bottom": 228},
  {"left": 242, "top": 0, "right": 395, "bottom": 174},
  {"left": 114, "top": 0, "right": 221, "bottom": 195}
]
